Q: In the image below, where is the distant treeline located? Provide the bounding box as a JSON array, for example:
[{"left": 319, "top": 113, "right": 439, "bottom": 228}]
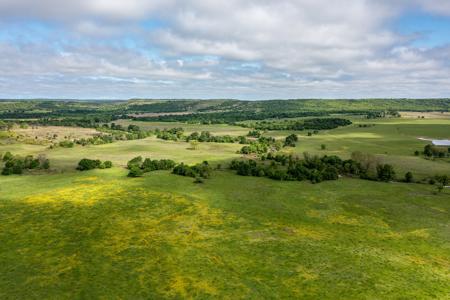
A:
[
  {"left": 1, "top": 99, "right": 449, "bottom": 127},
  {"left": 241, "top": 118, "right": 352, "bottom": 131},
  {"left": 131, "top": 111, "right": 328, "bottom": 124}
]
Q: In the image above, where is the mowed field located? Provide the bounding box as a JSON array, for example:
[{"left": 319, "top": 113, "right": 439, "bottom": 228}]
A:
[{"left": 0, "top": 116, "right": 449, "bottom": 298}]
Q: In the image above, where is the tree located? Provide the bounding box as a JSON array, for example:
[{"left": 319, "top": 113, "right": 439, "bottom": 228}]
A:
[
  {"left": 42, "top": 159, "right": 50, "bottom": 170},
  {"left": 103, "top": 161, "right": 113, "bottom": 168},
  {"left": 127, "top": 156, "right": 143, "bottom": 169},
  {"left": 437, "top": 184, "right": 444, "bottom": 193},
  {"left": 189, "top": 140, "right": 199, "bottom": 150},
  {"left": 404, "top": 172, "right": 413, "bottom": 183},
  {"left": 3, "top": 151, "right": 13, "bottom": 162},
  {"left": 376, "top": 164, "right": 395, "bottom": 182},
  {"left": 128, "top": 166, "right": 144, "bottom": 177},
  {"left": 321, "top": 144, "right": 326, "bottom": 150},
  {"left": 284, "top": 134, "right": 298, "bottom": 147}
]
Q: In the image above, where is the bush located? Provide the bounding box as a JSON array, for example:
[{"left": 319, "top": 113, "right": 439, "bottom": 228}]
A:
[
  {"left": 59, "top": 140, "right": 74, "bottom": 148},
  {"left": 103, "top": 161, "right": 113, "bottom": 168},
  {"left": 127, "top": 156, "right": 143, "bottom": 169},
  {"left": 3, "top": 151, "right": 13, "bottom": 162},
  {"left": 77, "top": 159, "right": 101, "bottom": 171},
  {"left": 128, "top": 166, "right": 144, "bottom": 177},
  {"left": 405, "top": 172, "right": 414, "bottom": 183},
  {"left": 284, "top": 134, "right": 298, "bottom": 147}
]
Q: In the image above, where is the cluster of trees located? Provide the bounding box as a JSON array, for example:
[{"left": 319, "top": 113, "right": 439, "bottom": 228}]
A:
[
  {"left": 77, "top": 159, "right": 112, "bottom": 171},
  {"left": 421, "top": 144, "right": 450, "bottom": 158},
  {"left": 366, "top": 111, "right": 400, "bottom": 119},
  {"left": 58, "top": 140, "right": 75, "bottom": 148},
  {"left": 230, "top": 152, "right": 397, "bottom": 184},
  {"left": 0, "top": 120, "right": 13, "bottom": 131},
  {"left": 1, "top": 152, "right": 50, "bottom": 175},
  {"left": 243, "top": 118, "right": 352, "bottom": 131},
  {"left": 172, "top": 161, "right": 212, "bottom": 181},
  {"left": 55, "top": 124, "right": 153, "bottom": 149},
  {"left": 156, "top": 128, "right": 184, "bottom": 141},
  {"left": 127, "top": 156, "right": 176, "bottom": 177},
  {"left": 247, "top": 130, "right": 262, "bottom": 138},
  {"left": 186, "top": 131, "right": 249, "bottom": 144},
  {"left": 239, "top": 137, "right": 282, "bottom": 155},
  {"left": 284, "top": 134, "right": 298, "bottom": 147}
]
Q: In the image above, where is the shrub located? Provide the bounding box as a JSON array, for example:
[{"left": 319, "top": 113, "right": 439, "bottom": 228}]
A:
[
  {"left": 59, "top": 140, "right": 74, "bottom": 148},
  {"left": 128, "top": 166, "right": 144, "bottom": 177},
  {"left": 127, "top": 156, "right": 143, "bottom": 169},
  {"left": 77, "top": 159, "right": 102, "bottom": 171},
  {"left": 404, "top": 172, "right": 414, "bottom": 183},
  {"left": 3, "top": 151, "right": 13, "bottom": 162},
  {"left": 284, "top": 134, "right": 298, "bottom": 147}
]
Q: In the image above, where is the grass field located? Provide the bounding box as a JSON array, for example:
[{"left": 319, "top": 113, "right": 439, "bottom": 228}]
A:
[
  {"left": 266, "top": 117, "right": 450, "bottom": 179},
  {"left": 0, "top": 169, "right": 449, "bottom": 299},
  {"left": 1, "top": 116, "right": 449, "bottom": 298}
]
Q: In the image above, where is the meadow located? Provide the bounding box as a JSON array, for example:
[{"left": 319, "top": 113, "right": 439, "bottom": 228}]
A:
[
  {"left": 1, "top": 169, "right": 449, "bottom": 299},
  {"left": 1, "top": 103, "right": 450, "bottom": 299}
]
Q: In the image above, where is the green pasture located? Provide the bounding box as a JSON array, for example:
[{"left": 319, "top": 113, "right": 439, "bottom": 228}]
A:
[
  {"left": 0, "top": 169, "right": 449, "bottom": 299},
  {"left": 0, "top": 137, "right": 242, "bottom": 171},
  {"left": 271, "top": 117, "right": 450, "bottom": 179}
]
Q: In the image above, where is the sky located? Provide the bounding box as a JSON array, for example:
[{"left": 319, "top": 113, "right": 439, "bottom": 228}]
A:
[{"left": 0, "top": 0, "right": 450, "bottom": 100}]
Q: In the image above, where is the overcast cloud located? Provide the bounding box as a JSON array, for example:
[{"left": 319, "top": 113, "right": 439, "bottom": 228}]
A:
[{"left": 0, "top": 0, "right": 449, "bottom": 99}]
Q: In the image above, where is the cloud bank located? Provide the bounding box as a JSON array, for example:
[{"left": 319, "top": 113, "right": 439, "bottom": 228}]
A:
[{"left": 0, "top": 0, "right": 449, "bottom": 99}]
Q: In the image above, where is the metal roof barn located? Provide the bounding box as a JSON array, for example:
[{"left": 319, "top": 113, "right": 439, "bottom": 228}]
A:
[{"left": 432, "top": 140, "right": 450, "bottom": 146}]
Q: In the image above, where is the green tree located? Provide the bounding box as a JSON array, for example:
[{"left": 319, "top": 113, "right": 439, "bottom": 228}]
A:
[
  {"left": 376, "top": 164, "right": 396, "bottom": 182},
  {"left": 404, "top": 172, "right": 413, "bottom": 183}
]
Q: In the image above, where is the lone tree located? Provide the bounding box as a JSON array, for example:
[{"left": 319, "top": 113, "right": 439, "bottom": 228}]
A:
[
  {"left": 189, "top": 140, "right": 199, "bottom": 150},
  {"left": 284, "top": 134, "right": 298, "bottom": 147},
  {"left": 404, "top": 172, "right": 413, "bottom": 183}
]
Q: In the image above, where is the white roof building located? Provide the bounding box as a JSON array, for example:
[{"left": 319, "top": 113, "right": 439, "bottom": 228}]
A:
[{"left": 432, "top": 140, "right": 450, "bottom": 146}]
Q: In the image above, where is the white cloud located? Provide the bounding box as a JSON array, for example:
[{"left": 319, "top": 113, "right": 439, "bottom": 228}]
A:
[{"left": 0, "top": 0, "right": 449, "bottom": 98}]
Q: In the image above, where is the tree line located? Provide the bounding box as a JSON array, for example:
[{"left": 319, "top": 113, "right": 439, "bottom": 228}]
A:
[
  {"left": 230, "top": 152, "right": 397, "bottom": 184},
  {"left": 240, "top": 118, "right": 352, "bottom": 131},
  {"left": 126, "top": 156, "right": 176, "bottom": 177}
]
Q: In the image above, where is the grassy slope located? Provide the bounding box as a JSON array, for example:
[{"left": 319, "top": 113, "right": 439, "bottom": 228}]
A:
[{"left": 0, "top": 169, "right": 449, "bottom": 299}]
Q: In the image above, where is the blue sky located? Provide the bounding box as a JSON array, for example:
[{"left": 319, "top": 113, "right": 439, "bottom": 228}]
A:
[{"left": 0, "top": 0, "right": 449, "bottom": 99}]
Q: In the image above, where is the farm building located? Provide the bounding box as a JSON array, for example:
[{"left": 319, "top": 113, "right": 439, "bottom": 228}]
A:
[{"left": 432, "top": 140, "right": 450, "bottom": 146}]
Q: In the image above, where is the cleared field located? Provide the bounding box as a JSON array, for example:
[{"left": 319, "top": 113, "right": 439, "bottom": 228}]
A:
[
  {"left": 0, "top": 169, "right": 448, "bottom": 299},
  {"left": 13, "top": 126, "right": 101, "bottom": 141},
  {"left": 0, "top": 136, "right": 242, "bottom": 171},
  {"left": 400, "top": 111, "right": 450, "bottom": 119}
]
